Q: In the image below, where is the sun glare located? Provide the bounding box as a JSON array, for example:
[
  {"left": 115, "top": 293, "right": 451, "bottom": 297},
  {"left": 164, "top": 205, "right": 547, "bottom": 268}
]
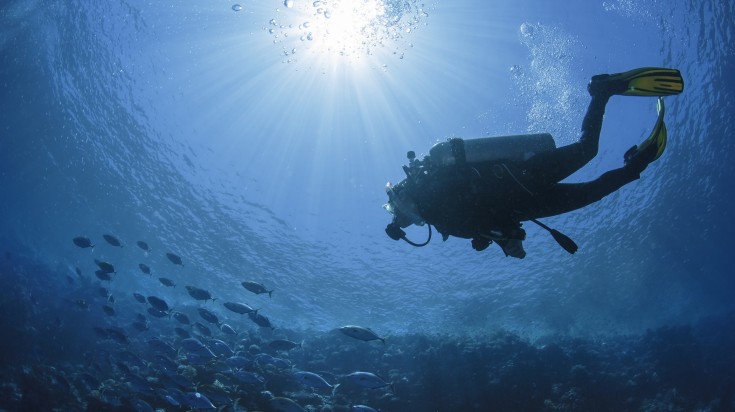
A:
[{"left": 267, "top": 0, "right": 430, "bottom": 62}]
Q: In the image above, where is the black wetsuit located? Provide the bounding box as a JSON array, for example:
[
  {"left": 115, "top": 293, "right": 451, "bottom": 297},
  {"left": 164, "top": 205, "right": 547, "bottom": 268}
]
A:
[{"left": 412, "top": 94, "right": 641, "bottom": 242}]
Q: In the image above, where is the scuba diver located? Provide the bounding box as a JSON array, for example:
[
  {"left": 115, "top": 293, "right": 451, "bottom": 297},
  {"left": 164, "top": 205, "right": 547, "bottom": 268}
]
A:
[{"left": 384, "top": 67, "right": 684, "bottom": 258}]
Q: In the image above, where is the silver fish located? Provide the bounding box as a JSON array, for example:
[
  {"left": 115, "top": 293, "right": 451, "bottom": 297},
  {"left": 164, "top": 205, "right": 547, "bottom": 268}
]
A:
[
  {"left": 208, "top": 339, "right": 234, "bottom": 357},
  {"left": 241, "top": 281, "right": 273, "bottom": 298},
  {"left": 352, "top": 406, "right": 379, "bottom": 412},
  {"left": 183, "top": 392, "right": 215, "bottom": 410},
  {"left": 194, "top": 322, "right": 212, "bottom": 337},
  {"left": 248, "top": 311, "right": 273, "bottom": 329},
  {"left": 339, "top": 325, "right": 386, "bottom": 344},
  {"left": 220, "top": 323, "right": 237, "bottom": 335},
  {"left": 223, "top": 301, "right": 258, "bottom": 315},
  {"left": 173, "top": 312, "right": 190, "bottom": 324},
  {"left": 95, "top": 260, "right": 116, "bottom": 273},
  {"left": 166, "top": 252, "right": 183, "bottom": 266},
  {"left": 147, "top": 296, "right": 169, "bottom": 312},
  {"left": 159, "top": 277, "right": 176, "bottom": 287},
  {"left": 197, "top": 308, "right": 220, "bottom": 325},
  {"left": 269, "top": 397, "right": 305, "bottom": 412},
  {"left": 344, "top": 371, "right": 393, "bottom": 391},
  {"left": 133, "top": 293, "right": 146, "bottom": 303},
  {"left": 269, "top": 339, "right": 302, "bottom": 351},
  {"left": 103, "top": 234, "right": 122, "bottom": 247},
  {"left": 73, "top": 236, "right": 94, "bottom": 248},
  {"left": 293, "top": 371, "right": 332, "bottom": 389},
  {"left": 186, "top": 286, "right": 214, "bottom": 302},
  {"left": 138, "top": 263, "right": 151, "bottom": 275}
]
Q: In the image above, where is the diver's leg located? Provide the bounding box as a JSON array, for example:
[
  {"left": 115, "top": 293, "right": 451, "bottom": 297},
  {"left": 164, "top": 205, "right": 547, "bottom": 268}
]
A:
[
  {"left": 519, "top": 93, "right": 611, "bottom": 190},
  {"left": 522, "top": 165, "right": 640, "bottom": 219}
]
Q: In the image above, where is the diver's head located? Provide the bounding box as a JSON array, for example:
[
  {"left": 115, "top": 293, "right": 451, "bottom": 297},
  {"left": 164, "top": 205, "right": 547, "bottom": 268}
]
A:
[{"left": 383, "top": 181, "right": 424, "bottom": 228}]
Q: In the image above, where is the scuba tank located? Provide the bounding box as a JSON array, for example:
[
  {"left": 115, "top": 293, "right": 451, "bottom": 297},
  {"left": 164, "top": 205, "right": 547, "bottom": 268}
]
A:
[{"left": 428, "top": 133, "right": 556, "bottom": 167}]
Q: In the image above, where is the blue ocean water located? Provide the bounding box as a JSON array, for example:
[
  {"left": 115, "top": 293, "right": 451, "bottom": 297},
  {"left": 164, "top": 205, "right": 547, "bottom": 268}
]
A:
[{"left": 1, "top": 0, "right": 734, "bottom": 410}]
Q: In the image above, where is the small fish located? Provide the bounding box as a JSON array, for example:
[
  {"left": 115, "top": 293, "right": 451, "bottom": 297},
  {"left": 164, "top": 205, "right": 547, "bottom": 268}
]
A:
[
  {"left": 76, "top": 299, "right": 89, "bottom": 309},
  {"left": 95, "top": 260, "right": 116, "bottom": 273},
  {"left": 75, "top": 267, "right": 82, "bottom": 276},
  {"left": 220, "top": 323, "right": 237, "bottom": 335},
  {"left": 197, "top": 308, "right": 220, "bottom": 325},
  {"left": 180, "top": 337, "right": 208, "bottom": 352},
  {"left": 293, "top": 371, "right": 332, "bottom": 389},
  {"left": 241, "top": 281, "right": 273, "bottom": 298},
  {"left": 255, "top": 353, "right": 291, "bottom": 369},
  {"left": 186, "top": 286, "right": 215, "bottom": 302},
  {"left": 162, "top": 394, "right": 180, "bottom": 407},
  {"left": 181, "top": 338, "right": 216, "bottom": 359},
  {"left": 174, "top": 327, "right": 191, "bottom": 339},
  {"left": 138, "top": 263, "right": 151, "bottom": 275},
  {"left": 95, "top": 270, "right": 113, "bottom": 282},
  {"left": 136, "top": 240, "right": 150, "bottom": 251},
  {"left": 339, "top": 325, "right": 386, "bottom": 344},
  {"left": 208, "top": 339, "right": 234, "bottom": 357},
  {"left": 103, "top": 234, "right": 123, "bottom": 247},
  {"left": 147, "top": 296, "right": 170, "bottom": 312},
  {"left": 269, "top": 397, "right": 306, "bottom": 412},
  {"left": 183, "top": 392, "right": 215, "bottom": 410},
  {"left": 172, "top": 311, "right": 190, "bottom": 324},
  {"left": 352, "top": 405, "right": 379, "bottom": 412},
  {"left": 166, "top": 252, "right": 183, "bottom": 266},
  {"left": 135, "top": 313, "right": 147, "bottom": 322},
  {"left": 344, "top": 372, "right": 393, "bottom": 391},
  {"left": 99, "top": 287, "right": 110, "bottom": 298},
  {"left": 159, "top": 277, "right": 176, "bottom": 287},
  {"left": 194, "top": 322, "right": 212, "bottom": 337},
  {"left": 248, "top": 311, "right": 273, "bottom": 329},
  {"left": 223, "top": 301, "right": 258, "bottom": 315},
  {"left": 133, "top": 293, "right": 146, "bottom": 303},
  {"left": 231, "top": 370, "right": 264, "bottom": 385},
  {"left": 102, "top": 304, "right": 116, "bottom": 316},
  {"left": 147, "top": 307, "right": 169, "bottom": 318},
  {"left": 198, "top": 384, "right": 231, "bottom": 406},
  {"left": 269, "top": 339, "right": 302, "bottom": 351},
  {"left": 130, "top": 399, "right": 153, "bottom": 412},
  {"left": 106, "top": 327, "right": 129, "bottom": 345},
  {"left": 108, "top": 295, "right": 115, "bottom": 303},
  {"left": 73, "top": 236, "right": 94, "bottom": 249}
]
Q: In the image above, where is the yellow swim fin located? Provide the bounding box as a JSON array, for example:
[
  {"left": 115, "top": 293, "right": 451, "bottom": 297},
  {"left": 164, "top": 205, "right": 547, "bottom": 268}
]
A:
[
  {"left": 625, "top": 97, "right": 667, "bottom": 170},
  {"left": 590, "top": 67, "right": 684, "bottom": 97}
]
